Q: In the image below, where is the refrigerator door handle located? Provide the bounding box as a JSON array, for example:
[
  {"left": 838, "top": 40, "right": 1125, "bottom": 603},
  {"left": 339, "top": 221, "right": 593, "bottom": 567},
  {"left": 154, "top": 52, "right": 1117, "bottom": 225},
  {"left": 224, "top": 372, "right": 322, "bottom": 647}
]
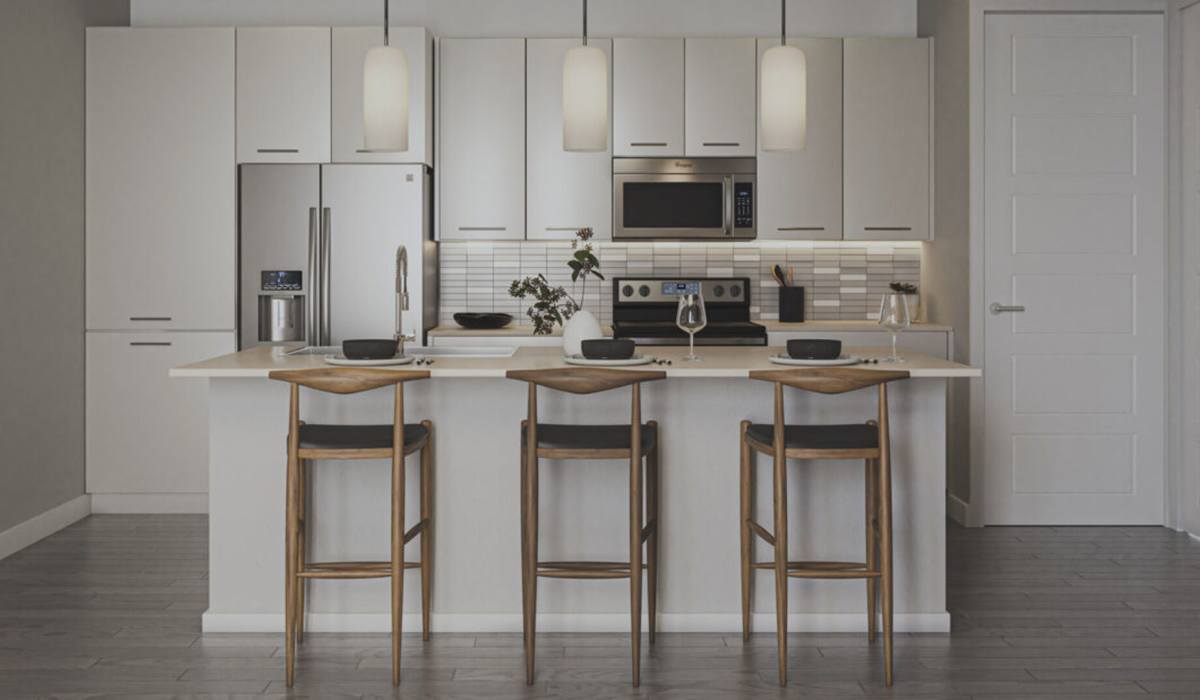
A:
[
  {"left": 307, "top": 207, "right": 319, "bottom": 346},
  {"left": 320, "top": 207, "right": 332, "bottom": 346}
]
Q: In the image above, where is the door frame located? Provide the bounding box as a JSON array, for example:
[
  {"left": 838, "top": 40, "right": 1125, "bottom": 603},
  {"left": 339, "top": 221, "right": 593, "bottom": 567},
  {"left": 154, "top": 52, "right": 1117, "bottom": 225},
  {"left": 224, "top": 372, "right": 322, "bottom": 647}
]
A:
[
  {"left": 1176, "top": 0, "right": 1200, "bottom": 536},
  {"left": 967, "top": 0, "right": 1170, "bottom": 526}
]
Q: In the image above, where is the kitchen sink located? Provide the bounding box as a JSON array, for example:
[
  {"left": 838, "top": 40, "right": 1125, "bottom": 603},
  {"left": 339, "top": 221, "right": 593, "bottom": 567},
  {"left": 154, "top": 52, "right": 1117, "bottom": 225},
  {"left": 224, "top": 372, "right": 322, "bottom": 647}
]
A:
[{"left": 285, "top": 345, "right": 516, "bottom": 359}]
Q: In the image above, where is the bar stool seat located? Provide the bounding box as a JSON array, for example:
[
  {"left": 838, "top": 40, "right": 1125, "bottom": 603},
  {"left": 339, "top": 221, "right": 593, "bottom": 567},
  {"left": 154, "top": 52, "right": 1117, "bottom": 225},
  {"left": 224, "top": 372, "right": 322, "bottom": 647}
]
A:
[
  {"left": 299, "top": 423, "right": 429, "bottom": 453},
  {"left": 521, "top": 423, "right": 658, "bottom": 453},
  {"left": 744, "top": 423, "right": 878, "bottom": 453}
]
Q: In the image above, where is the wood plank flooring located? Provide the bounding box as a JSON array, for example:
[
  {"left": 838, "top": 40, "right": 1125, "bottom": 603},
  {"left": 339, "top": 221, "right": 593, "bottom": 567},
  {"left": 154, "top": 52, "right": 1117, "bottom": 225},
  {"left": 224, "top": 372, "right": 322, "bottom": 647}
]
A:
[{"left": 0, "top": 515, "right": 1199, "bottom": 698}]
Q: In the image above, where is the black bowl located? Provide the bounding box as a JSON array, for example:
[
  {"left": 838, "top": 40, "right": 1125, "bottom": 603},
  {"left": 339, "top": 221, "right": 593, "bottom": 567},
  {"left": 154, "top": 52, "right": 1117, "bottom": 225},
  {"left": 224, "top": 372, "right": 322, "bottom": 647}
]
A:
[
  {"left": 581, "top": 338, "right": 636, "bottom": 360},
  {"left": 342, "top": 339, "right": 398, "bottom": 360},
  {"left": 786, "top": 339, "right": 842, "bottom": 360},
  {"left": 454, "top": 312, "right": 514, "bottom": 330}
]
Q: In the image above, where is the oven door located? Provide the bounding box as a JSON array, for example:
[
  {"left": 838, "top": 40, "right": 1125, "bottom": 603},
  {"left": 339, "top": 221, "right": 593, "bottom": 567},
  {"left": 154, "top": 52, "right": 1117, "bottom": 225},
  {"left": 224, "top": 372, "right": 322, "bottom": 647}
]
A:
[{"left": 615, "top": 173, "right": 745, "bottom": 240}]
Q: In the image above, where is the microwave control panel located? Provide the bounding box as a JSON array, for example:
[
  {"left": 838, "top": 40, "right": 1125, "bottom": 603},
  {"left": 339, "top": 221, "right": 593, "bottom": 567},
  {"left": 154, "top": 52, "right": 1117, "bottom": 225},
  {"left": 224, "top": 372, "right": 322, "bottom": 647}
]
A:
[{"left": 734, "top": 182, "right": 753, "bottom": 228}]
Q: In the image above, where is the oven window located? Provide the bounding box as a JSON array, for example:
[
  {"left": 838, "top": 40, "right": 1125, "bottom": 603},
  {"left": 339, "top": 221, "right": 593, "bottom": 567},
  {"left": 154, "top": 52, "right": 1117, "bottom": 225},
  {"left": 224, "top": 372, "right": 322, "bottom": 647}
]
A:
[{"left": 622, "top": 182, "right": 723, "bottom": 229}]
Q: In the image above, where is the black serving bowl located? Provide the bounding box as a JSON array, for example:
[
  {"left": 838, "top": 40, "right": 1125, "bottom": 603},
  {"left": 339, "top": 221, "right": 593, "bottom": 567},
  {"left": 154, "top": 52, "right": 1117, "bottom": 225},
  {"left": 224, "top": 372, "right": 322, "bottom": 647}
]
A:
[
  {"left": 453, "top": 312, "right": 514, "bottom": 330},
  {"left": 786, "top": 338, "right": 842, "bottom": 360},
  {"left": 342, "top": 339, "right": 398, "bottom": 360},
  {"left": 581, "top": 338, "right": 636, "bottom": 360}
]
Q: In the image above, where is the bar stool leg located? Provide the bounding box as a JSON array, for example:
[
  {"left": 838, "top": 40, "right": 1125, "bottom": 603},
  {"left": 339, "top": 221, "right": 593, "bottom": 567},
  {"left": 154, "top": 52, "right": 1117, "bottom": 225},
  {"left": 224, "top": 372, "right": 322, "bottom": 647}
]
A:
[
  {"left": 645, "top": 420, "right": 659, "bottom": 645},
  {"left": 390, "top": 430, "right": 406, "bottom": 685},
  {"left": 420, "top": 420, "right": 434, "bottom": 642},
  {"left": 739, "top": 421, "right": 753, "bottom": 642},
  {"left": 521, "top": 426, "right": 539, "bottom": 685},
  {"left": 629, "top": 437, "right": 643, "bottom": 687},
  {"left": 865, "top": 458, "right": 877, "bottom": 644},
  {"left": 519, "top": 421, "right": 529, "bottom": 645},
  {"left": 295, "top": 459, "right": 308, "bottom": 645},
  {"left": 772, "top": 447, "right": 788, "bottom": 687},
  {"left": 284, "top": 440, "right": 299, "bottom": 687},
  {"left": 879, "top": 452, "right": 894, "bottom": 686}
]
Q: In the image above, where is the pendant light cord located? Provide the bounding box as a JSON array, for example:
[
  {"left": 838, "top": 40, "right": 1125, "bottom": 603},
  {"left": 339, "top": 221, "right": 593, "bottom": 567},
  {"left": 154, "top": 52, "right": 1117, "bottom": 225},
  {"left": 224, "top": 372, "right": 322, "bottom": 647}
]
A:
[
  {"left": 780, "top": 0, "right": 786, "bottom": 46},
  {"left": 384, "top": 0, "right": 390, "bottom": 46},
  {"left": 582, "top": 0, "right": 589, "bottom": 46}
]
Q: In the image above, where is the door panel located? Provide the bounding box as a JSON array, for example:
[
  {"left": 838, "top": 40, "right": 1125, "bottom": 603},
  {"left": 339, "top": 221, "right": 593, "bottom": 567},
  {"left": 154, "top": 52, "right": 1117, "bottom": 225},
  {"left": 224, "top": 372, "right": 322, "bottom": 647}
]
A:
[
  {"left": 983, "top": 14, "right": 1164, "bottom": 524},
  {"left": 1181, "top": 5, "right": 1200, "bottom": 534}
]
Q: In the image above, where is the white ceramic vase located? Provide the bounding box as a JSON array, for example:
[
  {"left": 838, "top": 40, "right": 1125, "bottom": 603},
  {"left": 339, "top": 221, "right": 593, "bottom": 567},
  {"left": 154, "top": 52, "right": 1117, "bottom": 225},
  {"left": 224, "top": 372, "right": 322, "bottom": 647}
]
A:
[{"left": 562, "top": 309, "right": 602, "bottom": 356}]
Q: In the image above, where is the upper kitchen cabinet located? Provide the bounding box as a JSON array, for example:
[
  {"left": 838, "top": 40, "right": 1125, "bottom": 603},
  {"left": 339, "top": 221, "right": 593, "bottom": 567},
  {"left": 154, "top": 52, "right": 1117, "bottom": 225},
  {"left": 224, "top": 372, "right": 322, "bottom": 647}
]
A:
[
  {"left": 527, "top": 38, "right": 613, "bottom": 241},
  {"left": 843, "top": 38, "right": 932, "bottom": 240},
  {"left": 757, "top": 37, "right": 843, "bottom": 240},
  {"left": 236, "top": 27, "right": 331, "bottom": 163},
  {"left": 438, "top": 38, "right": 526, "bottom": 240},
  {"left": 86, "top": 28, "right": 236, "bottom": 331},
  {"left": 685, "top": 38, "right": 756, "bottom": 157},
  {"left": 613, "top": 38, "right": 684, "bottom": 157},
  {"left": 331, "top": 27, "right": 433, "bottom": 164}
]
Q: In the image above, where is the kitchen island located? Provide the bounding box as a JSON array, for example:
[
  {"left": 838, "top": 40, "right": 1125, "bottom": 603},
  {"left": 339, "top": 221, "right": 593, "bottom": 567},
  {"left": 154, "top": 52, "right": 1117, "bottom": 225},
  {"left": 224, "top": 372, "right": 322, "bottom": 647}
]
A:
[{"left": 172, "top": 345, "right": 978, "bottom": 634}]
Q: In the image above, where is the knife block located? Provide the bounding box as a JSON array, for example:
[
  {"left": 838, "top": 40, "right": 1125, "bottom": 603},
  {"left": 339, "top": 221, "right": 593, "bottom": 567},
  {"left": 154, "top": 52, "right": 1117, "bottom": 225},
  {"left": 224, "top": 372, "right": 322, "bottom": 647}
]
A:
[{"left": 778, "top": 287, "right": 805, "bottom": 323}]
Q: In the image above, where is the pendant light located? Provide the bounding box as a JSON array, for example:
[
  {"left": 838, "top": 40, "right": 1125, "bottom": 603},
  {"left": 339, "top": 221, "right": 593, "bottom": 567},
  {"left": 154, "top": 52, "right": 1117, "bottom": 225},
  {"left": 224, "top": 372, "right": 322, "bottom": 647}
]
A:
[
  {"left": 363, "top": 0, "right": 409, "bottom": 152},
  {"left": 760, "top": 0, "right": 807, "bottom": 151},
  {"left": 562, "top": 0, "right": 608, "bottom": 151}
]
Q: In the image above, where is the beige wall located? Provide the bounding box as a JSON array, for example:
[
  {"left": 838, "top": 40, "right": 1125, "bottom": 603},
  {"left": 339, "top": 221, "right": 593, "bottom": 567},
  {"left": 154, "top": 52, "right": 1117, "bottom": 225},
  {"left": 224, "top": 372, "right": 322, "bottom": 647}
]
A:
[
  {"left": 0, "top": 0, "right": 129, "bottom": 534},
  {"left": 918, "top": 0, "right": 971, "bottom": 510}
]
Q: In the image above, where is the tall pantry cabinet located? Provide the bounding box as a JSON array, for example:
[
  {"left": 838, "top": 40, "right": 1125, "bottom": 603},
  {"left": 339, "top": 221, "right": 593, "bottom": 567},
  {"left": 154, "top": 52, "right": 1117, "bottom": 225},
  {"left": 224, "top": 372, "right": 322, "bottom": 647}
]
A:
[{"left": 86, "top": 28, "right": 236, "bottom": 512}]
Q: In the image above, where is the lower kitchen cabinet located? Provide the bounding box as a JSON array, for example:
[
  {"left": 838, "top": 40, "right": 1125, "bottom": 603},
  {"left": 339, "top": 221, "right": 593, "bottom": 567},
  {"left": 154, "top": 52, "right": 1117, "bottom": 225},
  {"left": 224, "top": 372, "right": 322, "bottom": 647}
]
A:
[{"left": 86, "top": 331, "right": 234, "bottom": 509}]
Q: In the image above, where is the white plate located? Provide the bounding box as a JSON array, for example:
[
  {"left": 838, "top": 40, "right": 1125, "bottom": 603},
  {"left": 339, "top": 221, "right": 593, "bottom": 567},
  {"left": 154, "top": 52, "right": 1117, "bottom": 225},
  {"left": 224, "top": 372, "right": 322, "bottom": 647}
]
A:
[
  {"left": 323, "top": 354, "right": 417, "bottom": 367},
  {"left": 563, "top": 354, "right": 655, "bottom": 367},
  {"left": 768, "top": 354, "right": 862, "bottom": 367}
]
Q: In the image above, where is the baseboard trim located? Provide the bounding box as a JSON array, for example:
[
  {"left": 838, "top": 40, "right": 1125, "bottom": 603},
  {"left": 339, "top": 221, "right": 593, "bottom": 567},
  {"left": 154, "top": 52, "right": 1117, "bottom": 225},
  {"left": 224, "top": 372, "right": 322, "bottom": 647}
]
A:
[
  {"left": 90, "top": 493, "right": 208, "bottom": 514},
  {"left": 0, "top": 494, "right": 92, "bottom": 561},
  {"left": 947, "top": 493, "right": 970, "bottom": 526},
  {"left": 202, "top": 611, "right": 950, "bottom": 634}
]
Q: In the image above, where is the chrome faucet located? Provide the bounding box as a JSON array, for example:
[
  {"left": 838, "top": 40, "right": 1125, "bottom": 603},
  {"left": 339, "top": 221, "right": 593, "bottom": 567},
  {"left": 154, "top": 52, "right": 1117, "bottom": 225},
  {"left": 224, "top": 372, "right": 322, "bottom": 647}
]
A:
[{"left": 395, "top": 245, "right": 414, "bottom": 355}]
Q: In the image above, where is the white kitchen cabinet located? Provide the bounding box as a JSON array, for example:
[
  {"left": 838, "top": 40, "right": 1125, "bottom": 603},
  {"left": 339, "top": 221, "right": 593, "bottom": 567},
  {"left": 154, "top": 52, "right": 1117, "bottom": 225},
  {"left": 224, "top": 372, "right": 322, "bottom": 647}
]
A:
[
  {"left": 526, "top": 38, "right": 613, "bottom": 241},
  {"left": 613, "top": 38, "right": 684, "bottom": 157},
  {"left": 86, "top": 331, "right": 235, "bottom": 500},
  {"left": 685, "top": 38, "right": 756, "bottom": 157},
  {"left": 236, "top": 27, "right": 331, "bottom": 163},
  {"left": 86, "top": 28, "right": 235, "bottom": 331},
  {"left": 438, "top": 38, "right": 526, "bottom": 240},
  {"left": 331, "top": 27, "right": 432, "bottom": 165},
  {"left": 757, "top": 38, "right": 843, "bottom": 240},
  {"left": 843, "top": 38, "right": 932, "bottom": 240}
]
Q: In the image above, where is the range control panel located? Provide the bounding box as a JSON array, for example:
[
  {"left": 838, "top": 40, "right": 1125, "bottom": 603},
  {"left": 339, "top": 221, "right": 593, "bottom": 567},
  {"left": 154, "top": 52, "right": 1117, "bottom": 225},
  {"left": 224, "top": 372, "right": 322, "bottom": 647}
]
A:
[
  {"left": 261, "top": 270, "right": 302, "bottom": 292},
  {"left": 615, "top": 278, "right": 749, "bottom": 305}
]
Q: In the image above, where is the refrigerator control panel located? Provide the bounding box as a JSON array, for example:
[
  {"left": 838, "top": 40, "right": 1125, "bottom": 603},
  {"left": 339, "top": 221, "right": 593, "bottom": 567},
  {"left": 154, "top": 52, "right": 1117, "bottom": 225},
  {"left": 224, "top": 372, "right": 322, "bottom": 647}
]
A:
[{"left": 261, "top": 270, "right": 302, "bottom": 292}]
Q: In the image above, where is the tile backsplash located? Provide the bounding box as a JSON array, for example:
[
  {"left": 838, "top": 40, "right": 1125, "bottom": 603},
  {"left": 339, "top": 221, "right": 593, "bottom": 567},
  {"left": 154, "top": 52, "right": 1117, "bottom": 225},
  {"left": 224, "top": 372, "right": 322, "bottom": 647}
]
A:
[{"left": 439, "top": 241, "right": 921, "bottom": 327}]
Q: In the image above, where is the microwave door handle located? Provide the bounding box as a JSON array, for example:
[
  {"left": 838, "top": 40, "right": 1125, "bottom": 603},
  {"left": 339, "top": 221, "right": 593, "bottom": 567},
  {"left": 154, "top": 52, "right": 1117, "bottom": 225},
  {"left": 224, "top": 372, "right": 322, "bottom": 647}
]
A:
[
  {"left": 723, "top": 176, "right": 734, "bottom": 236},
  {"left": 307, "top": 207, "right": 319, "bottom": 346}
]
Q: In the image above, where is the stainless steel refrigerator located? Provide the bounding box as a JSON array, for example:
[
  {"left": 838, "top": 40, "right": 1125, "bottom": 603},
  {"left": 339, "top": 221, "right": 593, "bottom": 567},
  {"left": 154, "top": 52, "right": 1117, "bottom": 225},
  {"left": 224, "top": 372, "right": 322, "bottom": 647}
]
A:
[{"left": 238, "top": 164, "right": 437, "bottom": 349}]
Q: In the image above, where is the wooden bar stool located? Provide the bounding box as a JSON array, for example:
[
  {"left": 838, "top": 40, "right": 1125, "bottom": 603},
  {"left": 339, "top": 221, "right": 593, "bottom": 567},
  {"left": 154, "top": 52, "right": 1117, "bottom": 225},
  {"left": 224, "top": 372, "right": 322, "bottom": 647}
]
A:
[
  {"left": 740, "top": 368, "right": 909, "bottom": 687},
  {"left": 506, "top": 368, "right": 666, "bottom": 687},
  {"left": 268, "top": 368, "right": 434, "bottom": 687}
]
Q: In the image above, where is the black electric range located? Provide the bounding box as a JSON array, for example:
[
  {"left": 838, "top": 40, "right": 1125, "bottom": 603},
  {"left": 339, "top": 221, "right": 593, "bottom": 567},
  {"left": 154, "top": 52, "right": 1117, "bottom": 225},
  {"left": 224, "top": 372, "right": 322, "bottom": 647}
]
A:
[{"left": 611, "top": 277, "right": 767, "bottom": 346}]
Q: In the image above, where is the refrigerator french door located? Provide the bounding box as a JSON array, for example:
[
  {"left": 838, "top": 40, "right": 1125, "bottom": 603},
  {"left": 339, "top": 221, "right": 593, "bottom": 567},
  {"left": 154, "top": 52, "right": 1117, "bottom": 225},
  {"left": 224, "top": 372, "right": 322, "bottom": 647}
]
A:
[{"left": 238, "top": 164, "right": 435, "bottom": 349}]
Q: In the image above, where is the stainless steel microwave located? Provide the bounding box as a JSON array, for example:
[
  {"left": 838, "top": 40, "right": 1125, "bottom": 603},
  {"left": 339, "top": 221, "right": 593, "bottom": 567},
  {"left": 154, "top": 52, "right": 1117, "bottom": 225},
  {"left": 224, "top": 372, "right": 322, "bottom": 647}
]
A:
[{"left": 613, "top": 158, "right": 756, "bottom": 240}]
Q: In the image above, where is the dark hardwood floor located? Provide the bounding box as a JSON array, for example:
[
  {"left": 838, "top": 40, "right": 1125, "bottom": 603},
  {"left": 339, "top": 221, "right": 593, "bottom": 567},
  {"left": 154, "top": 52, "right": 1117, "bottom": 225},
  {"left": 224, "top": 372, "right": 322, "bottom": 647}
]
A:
[{"left": 1, "top": 515, "right": 1199, "bottom": 698}]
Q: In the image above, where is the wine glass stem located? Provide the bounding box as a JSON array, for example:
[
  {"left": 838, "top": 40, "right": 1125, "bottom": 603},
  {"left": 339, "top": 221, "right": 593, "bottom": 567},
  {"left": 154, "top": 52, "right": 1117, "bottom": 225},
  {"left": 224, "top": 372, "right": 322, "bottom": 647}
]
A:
[
  {"left": 689, "top": 332, "right": 696, "bottom": 359},
  {"left": 891, "top": 332, "right": 899, "bottom": 362}
]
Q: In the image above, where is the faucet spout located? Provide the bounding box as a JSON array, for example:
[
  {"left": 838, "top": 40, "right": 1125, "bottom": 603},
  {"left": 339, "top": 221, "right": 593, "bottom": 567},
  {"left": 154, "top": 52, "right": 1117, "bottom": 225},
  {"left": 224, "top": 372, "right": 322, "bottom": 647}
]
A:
[{"left": 395, "top": 245, "right": 410, "bottom": 353}]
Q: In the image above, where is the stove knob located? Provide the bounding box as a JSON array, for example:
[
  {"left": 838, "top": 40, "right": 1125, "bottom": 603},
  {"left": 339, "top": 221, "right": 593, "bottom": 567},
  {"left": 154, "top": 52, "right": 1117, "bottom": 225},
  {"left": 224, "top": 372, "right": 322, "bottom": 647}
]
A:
[
  {"left": 713, "top": 284, "right": 726, "bottom": 298},
  {"left": 622, "top": 285, "right": 634, "bottom": 298},
  {"left": 638, "top": 285, "right": 651, "bottom": 298},
  {"left": 730, "top": 284, "right": 742, "bottom": 298}
]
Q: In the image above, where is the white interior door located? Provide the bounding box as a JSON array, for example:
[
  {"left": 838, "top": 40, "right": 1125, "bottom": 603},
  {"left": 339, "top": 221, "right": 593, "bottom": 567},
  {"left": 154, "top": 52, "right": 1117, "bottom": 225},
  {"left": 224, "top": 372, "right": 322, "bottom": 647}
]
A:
[
  {"left": 1181, "top": 5, "right": 1200, "bottom": 535},
  {"left": 982, "top": 14, "right": 1165, "bottom": 524}
]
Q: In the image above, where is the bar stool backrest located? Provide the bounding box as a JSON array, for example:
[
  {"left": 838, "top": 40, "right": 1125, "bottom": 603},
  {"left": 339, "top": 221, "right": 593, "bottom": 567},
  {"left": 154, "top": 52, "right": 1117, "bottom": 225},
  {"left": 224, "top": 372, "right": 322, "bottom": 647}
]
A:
[
  {"left": 269, "top": 368, "right": 430, "bottom": 395},
  {"left": 748, "top": 368, "right": 909, "bottom": 395}
]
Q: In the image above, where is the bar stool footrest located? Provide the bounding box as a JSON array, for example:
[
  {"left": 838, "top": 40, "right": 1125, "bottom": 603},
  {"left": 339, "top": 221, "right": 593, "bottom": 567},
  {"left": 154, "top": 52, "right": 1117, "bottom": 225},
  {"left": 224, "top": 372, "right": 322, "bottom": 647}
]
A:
[
  {"left": 537, "top": 560, "right": 647, "bottom": 580},
  {"left": 751, "top": 560, "right": 880, "bottom": 579},
  {"left": 299, "top": 560, "right": 422, "bottom": 579}
]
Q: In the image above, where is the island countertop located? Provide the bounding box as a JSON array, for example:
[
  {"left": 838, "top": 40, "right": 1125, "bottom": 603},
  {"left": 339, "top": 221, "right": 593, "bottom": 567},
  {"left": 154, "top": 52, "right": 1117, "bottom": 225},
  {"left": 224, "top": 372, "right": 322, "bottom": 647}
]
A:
[{"left": 171, "top": 345, "right": 980, "bottom": 379}]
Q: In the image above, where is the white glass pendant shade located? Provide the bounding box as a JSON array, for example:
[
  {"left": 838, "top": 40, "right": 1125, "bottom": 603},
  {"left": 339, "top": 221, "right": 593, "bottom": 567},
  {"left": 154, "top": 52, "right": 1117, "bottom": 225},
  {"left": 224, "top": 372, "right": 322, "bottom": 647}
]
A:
[
  {"left": 562, "top": 44, "right": 608, "bottom": 152},
  {"left": 760, "top": 44, "right": 807, "bottom": 151},
  {"left": 363, "top": 44, "right": 409, "bottom": 152}
]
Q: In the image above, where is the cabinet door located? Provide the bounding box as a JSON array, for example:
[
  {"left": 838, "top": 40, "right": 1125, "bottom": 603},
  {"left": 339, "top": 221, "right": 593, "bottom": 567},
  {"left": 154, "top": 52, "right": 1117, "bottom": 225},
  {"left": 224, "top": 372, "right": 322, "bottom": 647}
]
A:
[
  {"left": 86, "top": 28, "right": 235, "bottom": 331},
  {"left": 527, "top": 38, "right": 612, "bottom": 241},
  {"left": 438, "top": 39, "right": 525, "bottom": 240},
  {"left": 86, "top": 331, "right": 235, "bottom": 495},
  {"left": 236, "top": 27, "right": 331, "bottom": 163},
  {"left": 613, "top": 38, "right": 684, "bottom": 157},
  {"left": 331, "top": 27, "right": 432, "bottom": 165},
  {"left": 843, "top": 38, "right": 931, "bottom": 240},
  {"left": 685, "top": 38, "right": 756, "bottom": 157},
  {"left": 757, "top": 37, "right": 843, "bottom": 240}
]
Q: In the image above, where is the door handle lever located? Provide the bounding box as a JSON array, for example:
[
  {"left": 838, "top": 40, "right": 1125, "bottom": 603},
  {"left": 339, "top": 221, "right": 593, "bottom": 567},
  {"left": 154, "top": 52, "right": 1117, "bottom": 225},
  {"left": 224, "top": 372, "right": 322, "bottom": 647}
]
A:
[{"left": 990, "top": 303, "right": 1026, "bottom": 314}]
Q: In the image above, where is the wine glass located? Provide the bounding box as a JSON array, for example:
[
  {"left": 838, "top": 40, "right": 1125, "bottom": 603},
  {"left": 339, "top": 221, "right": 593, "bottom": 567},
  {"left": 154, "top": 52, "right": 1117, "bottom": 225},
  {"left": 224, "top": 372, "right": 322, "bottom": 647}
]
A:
[
  {"left": 878, "top": 293, "right": 911, "bottom": 363},
  {"left": 676, "top": 292, "right": 707, "bottom": 362}
]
